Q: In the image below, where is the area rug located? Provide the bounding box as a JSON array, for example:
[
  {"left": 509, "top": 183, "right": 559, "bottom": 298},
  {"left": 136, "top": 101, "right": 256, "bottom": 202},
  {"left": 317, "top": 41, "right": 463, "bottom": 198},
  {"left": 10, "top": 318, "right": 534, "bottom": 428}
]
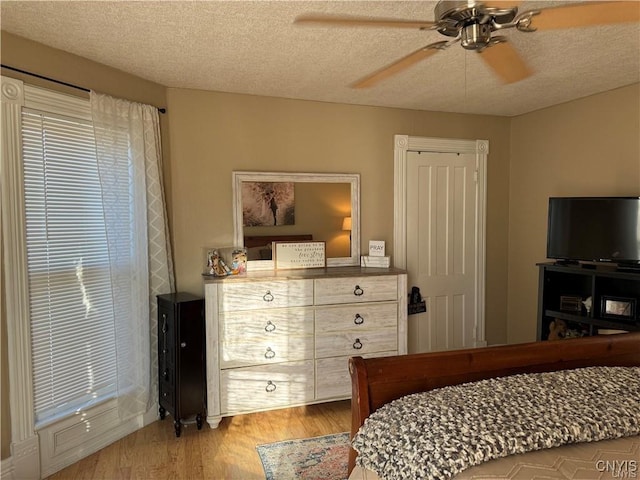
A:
[{"left": 256, "top": 432, "right": 349, "bottom": 480}]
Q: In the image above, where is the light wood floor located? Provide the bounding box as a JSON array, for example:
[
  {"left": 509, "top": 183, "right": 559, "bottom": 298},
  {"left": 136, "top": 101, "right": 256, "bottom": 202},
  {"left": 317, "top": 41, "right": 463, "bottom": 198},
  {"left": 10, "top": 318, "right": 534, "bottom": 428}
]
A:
[{"left": 45, "top": 400, "right": 351, "bottom": 480}]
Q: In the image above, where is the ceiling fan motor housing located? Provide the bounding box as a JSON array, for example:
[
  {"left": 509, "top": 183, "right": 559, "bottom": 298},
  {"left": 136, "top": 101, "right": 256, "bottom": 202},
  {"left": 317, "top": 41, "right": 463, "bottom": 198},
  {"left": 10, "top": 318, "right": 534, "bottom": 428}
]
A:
[
  {"left": 461, "top": 23, "right": 491, "bottom": 49},
  {"left": 434, "top": 0, "right": 518, "bottom": 49}
]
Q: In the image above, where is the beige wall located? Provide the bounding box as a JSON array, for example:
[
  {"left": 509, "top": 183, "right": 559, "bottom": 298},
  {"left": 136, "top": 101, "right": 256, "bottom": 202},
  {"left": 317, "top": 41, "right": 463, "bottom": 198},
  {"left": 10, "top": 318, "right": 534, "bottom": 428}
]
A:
[
  {"left": 165, "top": 88, "right": 512, "bottom": 351},
  {"left": 507, "top": 84, "right": 640, "bottom": 344},
  {"left": 0, "top": 32, "right": 168, "bottom": 461}
]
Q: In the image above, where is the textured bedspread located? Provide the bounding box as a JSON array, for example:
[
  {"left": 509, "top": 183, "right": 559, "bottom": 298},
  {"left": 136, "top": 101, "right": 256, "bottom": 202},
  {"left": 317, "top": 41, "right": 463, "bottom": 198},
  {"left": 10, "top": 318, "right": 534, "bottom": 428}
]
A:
[{"left": 352, "top": 366, "right": 640, "bottom": 480}]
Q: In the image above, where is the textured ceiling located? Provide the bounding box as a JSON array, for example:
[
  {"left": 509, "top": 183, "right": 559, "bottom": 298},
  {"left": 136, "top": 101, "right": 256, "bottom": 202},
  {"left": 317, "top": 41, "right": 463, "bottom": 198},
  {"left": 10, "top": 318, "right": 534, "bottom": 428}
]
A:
[{"left": 1, "top": 1, "right": 639, "bottom": 116}]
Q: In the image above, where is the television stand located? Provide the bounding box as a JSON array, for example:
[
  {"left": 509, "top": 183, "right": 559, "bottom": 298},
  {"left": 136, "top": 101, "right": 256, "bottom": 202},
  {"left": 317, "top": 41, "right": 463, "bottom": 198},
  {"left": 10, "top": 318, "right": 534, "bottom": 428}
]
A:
[
  {"left": 617, "top": 264, "right": 640, "bottom": 274},
  {"left": 537, "top": 262, "right": 640, "bottom": 341},
  {"left": 578, "top": 262, "right": 618, "bottom": 271}
]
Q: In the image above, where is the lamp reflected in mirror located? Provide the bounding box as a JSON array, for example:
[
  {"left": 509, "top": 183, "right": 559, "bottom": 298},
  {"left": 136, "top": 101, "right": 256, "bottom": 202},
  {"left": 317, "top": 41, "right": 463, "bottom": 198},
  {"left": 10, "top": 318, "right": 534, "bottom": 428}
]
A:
[{"left": 342, "top": 216, "right": 352, "bottom": 243}]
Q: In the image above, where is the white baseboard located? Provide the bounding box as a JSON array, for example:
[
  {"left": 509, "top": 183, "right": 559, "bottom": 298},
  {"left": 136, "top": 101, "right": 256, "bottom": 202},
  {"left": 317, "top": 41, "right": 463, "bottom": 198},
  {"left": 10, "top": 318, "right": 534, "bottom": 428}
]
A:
[
  {"left": 10, "top": 434, "right": 40, "bottom": 479},
  {"left": 1, "top": 455, "right": 15, "bottom": 480}
]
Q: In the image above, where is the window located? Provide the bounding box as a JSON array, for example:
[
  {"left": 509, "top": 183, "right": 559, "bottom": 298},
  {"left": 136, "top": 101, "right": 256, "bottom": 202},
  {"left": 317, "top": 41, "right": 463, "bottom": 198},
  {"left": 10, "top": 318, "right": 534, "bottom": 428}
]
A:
[
  {"left": 4, "top": 77, "right": 170, "bottom": 478},
  {"left": 22, "top": 103, "right": 118, "bottom": 426}
]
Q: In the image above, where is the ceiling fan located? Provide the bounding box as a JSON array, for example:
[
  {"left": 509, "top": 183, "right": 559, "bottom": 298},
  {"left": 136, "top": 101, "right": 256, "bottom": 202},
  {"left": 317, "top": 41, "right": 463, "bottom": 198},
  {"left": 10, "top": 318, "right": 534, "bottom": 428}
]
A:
[{"left": 294, "top": 1, "right": 640, "bottom": 87}]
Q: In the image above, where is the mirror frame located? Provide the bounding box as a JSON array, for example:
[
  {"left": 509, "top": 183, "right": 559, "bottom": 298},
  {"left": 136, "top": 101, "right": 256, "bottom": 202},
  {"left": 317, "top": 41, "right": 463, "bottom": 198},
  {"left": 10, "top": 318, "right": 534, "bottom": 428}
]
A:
[{"left": 232, "top": 171, "right": 360, "bottom": 269}]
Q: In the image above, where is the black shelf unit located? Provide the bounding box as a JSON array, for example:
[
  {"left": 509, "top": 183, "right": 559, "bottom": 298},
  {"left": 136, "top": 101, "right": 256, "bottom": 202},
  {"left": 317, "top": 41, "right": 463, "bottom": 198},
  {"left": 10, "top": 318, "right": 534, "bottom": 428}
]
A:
[
  {"left": 157, "top": 292, "right": 206, "bottom": 437},
  {"left": 537, "top": 263, "right": 640, "bottom": 341}
]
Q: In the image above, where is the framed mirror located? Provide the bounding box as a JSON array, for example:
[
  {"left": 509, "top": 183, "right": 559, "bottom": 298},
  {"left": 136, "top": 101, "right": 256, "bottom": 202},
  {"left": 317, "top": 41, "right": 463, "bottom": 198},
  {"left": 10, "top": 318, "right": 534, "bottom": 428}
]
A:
[{"left": 232, "top": 171, "right": 360, "bottom": 269}]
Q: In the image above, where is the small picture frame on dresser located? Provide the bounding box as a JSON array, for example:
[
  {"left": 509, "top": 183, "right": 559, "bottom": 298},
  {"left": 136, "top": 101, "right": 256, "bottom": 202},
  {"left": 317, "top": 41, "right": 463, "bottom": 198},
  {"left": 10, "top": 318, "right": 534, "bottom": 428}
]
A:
[{"left": 203, "top": 247, "right": 247, "bottom": 277}]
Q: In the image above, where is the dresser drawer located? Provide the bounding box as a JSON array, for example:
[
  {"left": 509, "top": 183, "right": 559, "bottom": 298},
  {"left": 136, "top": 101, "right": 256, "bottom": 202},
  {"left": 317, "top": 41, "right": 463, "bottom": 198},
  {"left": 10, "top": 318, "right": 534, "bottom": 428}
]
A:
[
  {"left": 159, "top": 364, "right": 174, "bottom": 385},
  {"left": 159, "top": 342, "right": 175, "bottom": 370},
  {"left": 314, "top": 276, "right": 397, "bottom": 305},
  {"left": 315, "top": 356, "right": 351, "bottom": 400},
  {"left": 220, "top": 308, "right": 314, "bottom": 368},
  {"left": 158, "top": 307, "right": 176, "bottom": 368},
  {"left": 159, "top": 380, "right": 175, "bottom": 413},
  {"left": 315, "top": 303, "right": 398, "bottom": 332},
  {"left": 315, "top": 351, "right": 397, "bottom": 400},
  {"left": 219, "top": 279, "right": 313, "bottom": 312},
  {"left": 315, "top": 327, "right": 397, "bottom": 358},
  {"left": 220, "top": 361, "right": 315, "bottom": 414}
]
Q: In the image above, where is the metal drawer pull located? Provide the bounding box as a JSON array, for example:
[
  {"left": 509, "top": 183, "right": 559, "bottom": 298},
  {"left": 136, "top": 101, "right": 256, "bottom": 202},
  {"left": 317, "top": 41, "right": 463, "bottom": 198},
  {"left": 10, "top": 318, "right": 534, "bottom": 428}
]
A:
[
  {"left": 161, "top": 314, "right": 167, "bottom": 333},
  {"left": 265, "top": 321, "right": 276, "bottom": 332},
  {"left": 265, "top": 381, "right": 277, "bottom": 393},
  {"left": 264, "top": 347, "right": 276, "bottom": 359},
  {"left": 353, "top": 338, "right": 363, "bottom": 349},
  {"left": 163, "top": 369, "right": 169, "bottom": 380},
  {"left": 263, "top": 290, "right": 274, "bottom": 302},
  {"left": 354, "top": 314, "right": 364, "bottom": 325},
  {"left": 180, "top": 342, "right": 186, "bottom": 348},
  {"left": 354, "top": 285, "right": 364, "bottom": 296}
]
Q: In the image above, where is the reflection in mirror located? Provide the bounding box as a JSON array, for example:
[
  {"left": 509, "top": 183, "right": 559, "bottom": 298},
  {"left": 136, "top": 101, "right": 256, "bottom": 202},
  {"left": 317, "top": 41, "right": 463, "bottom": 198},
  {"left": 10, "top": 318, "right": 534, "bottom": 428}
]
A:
[
  {"left": 243, "top": 182, "right": 351, "bottom": 257},
  {"left": 232, "top": 172, "right": 360, "bottom": 269}
]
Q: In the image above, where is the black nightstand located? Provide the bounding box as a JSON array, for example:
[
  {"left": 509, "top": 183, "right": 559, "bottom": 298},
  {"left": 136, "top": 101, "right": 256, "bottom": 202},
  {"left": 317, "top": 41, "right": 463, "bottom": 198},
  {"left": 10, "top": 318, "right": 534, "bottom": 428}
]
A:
[{"left": 157, "top": 292, "right": 206, "bottom": 437}]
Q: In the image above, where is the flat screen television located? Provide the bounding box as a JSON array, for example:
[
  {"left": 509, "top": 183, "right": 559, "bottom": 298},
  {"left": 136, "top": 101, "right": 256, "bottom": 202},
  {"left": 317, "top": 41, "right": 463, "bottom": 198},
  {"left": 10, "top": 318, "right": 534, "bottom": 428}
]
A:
[{"left": 547, "top": 197, "right": 640, "bottom": 265}]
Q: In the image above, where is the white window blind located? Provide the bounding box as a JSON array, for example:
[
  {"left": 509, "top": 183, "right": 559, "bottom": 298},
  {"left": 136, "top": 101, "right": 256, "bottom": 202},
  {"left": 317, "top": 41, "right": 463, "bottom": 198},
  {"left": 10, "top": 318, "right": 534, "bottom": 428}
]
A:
[{"left": 22, "top": 107, "right": 118, "bottom": 425}]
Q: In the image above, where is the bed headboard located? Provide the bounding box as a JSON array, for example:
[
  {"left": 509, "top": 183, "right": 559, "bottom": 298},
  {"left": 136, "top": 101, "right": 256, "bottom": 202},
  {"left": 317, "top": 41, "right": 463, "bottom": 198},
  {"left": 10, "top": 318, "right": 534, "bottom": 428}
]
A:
[{"left": 348, "top": 332, "right": 640, "bottom": 473}]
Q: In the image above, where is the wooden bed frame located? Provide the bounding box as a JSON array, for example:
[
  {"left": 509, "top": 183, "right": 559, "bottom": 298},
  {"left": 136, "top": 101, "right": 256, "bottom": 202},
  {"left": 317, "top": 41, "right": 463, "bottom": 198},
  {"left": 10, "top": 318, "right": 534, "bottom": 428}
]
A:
[{"left": 347, "top": 332, "right": 640, "bottom": 474}]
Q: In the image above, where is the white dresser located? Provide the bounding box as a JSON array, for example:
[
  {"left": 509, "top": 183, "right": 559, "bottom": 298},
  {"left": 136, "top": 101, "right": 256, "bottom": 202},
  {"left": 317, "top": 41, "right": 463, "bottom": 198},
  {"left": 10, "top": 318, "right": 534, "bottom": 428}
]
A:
[{"left": 203, "top": 266, "right": 407, "bottom": 427}]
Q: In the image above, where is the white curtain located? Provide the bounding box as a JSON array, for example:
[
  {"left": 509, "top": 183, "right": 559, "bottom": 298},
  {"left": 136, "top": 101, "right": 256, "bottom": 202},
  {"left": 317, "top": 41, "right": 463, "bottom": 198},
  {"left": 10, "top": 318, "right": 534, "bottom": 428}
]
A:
[{"left": 90, "top": 92, "right": 175, "bottom": 419}]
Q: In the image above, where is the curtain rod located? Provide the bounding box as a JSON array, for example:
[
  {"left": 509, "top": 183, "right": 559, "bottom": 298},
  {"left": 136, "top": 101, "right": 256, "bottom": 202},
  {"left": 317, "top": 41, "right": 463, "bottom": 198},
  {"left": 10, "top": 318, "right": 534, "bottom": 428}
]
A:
[{"left": 1, "top": 64, "right": 166, "bottom": 114}]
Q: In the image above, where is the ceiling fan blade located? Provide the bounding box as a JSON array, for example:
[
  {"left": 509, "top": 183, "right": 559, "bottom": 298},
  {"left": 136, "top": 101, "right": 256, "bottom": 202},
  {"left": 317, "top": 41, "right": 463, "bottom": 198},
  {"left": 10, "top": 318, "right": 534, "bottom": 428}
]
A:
[
  {"left": 352, "top": 43, "right": 446, "bottom": 89},
  {"left": 529, "top": 1, "right": 640, "bottom": 31},
  {"left": 294, "top": 14, "right": 438, "bottom": 30},
  {"left": 479, "top": 41, "right": 532, "bottom": 84}
]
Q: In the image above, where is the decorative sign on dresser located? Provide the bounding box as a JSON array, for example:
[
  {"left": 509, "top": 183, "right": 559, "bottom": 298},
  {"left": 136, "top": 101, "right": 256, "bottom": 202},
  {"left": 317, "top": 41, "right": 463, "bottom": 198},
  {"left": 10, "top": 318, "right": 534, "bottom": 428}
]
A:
[
  {"left": 273, "top": 241, "right": 326, "bottom": 269},
  {"left": 203, "top": 266, "right": 407, "bottom": 428}
]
